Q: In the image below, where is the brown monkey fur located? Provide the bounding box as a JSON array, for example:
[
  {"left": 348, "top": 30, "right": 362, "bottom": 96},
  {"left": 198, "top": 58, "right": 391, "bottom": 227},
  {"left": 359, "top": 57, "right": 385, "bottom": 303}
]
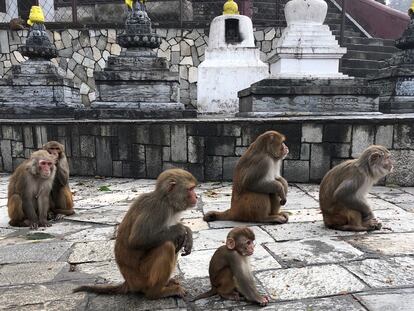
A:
[
  {"left": 204, "top": 131, "right": 289, "bottom": 223},
  {"left": 193, "top": 227, "right": 269, "bottom": 306},
  {"left": 73, "top": 168, "right": 198, "bottom": 299},
  {"left": 9, "top": 17, "right": 26, "bottom": 31},
  {"left": 319, "top": 145, "right": 393, "bottom": 232},
  {"left": 43, "top": 141, "right": 74, "bottom": 219},
  {"left": 8, "top": 150, "right": 56, "bottom": 229}
]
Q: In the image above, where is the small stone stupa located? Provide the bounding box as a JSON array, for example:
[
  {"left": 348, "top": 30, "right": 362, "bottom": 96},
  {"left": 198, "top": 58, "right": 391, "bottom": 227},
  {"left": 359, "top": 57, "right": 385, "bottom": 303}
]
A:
[
  {"left": 89, "top": 0, "right": 194, "bottom": 118},
  {"left": 0, "top": 6, "right": 81, "bottom": 118},
  {"left": 238, "top": 0, "right": 380, "bottom": 116},
  {"left": 369, "top": 3, "right": 414, "bottom": 113},
  {"left": 196, "top": 0, "right": 269, "bottom": 114}
]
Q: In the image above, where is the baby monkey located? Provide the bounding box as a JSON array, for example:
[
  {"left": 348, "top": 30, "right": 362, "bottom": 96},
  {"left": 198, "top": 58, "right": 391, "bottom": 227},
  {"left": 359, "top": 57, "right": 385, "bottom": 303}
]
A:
[{"left": 193, "top": 227, "right": 269, "bottom": 306}]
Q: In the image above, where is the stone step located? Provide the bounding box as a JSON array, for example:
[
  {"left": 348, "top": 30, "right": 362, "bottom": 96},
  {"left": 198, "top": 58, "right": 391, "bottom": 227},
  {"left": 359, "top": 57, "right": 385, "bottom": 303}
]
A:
[
  {"left": 342, "top": 37, "right": 396, "bottom": 46},
  {"left": 345, "top": 43, "right": 399, "bottom": 53},
  {"left": 340, "top": 67, "right": 380, "bottom": 78},
  {"left": 341, "top": 58, "right": 382, "bottom": 70},
  {"left": 332, "top": 30, "right": 364, "bottom": 37},
  {"left": 326, "top": 12, "right": 342, "bottom": 20},
  {"left": 344, "top": 50, "right": 392, "bottom": 61}
]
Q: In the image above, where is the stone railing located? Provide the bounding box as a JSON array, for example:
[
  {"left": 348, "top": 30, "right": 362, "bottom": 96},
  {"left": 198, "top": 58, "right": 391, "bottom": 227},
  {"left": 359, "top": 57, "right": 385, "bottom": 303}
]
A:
[{"left": 0, "top": 26, "right": 281, "bottom": 107}]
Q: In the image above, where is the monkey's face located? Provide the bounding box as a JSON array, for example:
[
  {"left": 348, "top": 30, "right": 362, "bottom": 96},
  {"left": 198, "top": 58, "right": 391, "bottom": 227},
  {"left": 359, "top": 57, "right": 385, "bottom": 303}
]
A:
[
  {"left": 39, "top": 159, "right": 54, "bottom": 178},
  {"left": 370, "top": 149, "right": 393, "bottom": 177},
  {"left": 187, "top": 185, "right": 198, "bottom": 207},
  {"left": 280, "top": 142, "right": 289, "bottom": 159},
  {"left": 236, "top": 236, "right": 255, "bottom": 256},
  {"left": 47, "top": 147, "right": 61, "bottom": 161}
]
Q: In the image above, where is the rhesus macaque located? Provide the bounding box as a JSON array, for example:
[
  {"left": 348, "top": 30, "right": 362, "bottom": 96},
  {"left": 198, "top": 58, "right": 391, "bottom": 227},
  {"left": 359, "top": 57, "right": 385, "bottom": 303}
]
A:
[
  {"left": 319, "top": 145, "right": 393, "bottom": 232},
  {"left": 204, "top": 130, "right": 289, "bottom": 223},
  {"left": 9, "top": 17, "right": 26, "bottom": 31},
  {"left": 8, "top": 150, "right": 56, "bottom": 229},
  {"left": 193, "top": 227, "right": 269, "bottom": 306},
  {"left": 73, "top": 168, "right": 197, "bottom": 299},
  {"left": 43, "top": 141, "right": 74, "bottom": 219}
]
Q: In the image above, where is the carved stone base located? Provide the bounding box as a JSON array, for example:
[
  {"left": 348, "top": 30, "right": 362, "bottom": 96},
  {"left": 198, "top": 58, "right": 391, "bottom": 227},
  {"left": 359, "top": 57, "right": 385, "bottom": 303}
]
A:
[{"left": 237, "top": 78, "right": 380, "bottom": 116}]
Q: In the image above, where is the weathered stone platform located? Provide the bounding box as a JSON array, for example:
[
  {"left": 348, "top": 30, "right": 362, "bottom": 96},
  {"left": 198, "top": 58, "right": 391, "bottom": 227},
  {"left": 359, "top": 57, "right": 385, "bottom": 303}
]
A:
[
  {"left": 0, "top": 175, "right": 413, "bottom": 310},
  {"left": 237, "top": 78, "right": 380, "bottom": 116},
  {"left": 0, "top": 114, "right": 413, "bottom": 185}
]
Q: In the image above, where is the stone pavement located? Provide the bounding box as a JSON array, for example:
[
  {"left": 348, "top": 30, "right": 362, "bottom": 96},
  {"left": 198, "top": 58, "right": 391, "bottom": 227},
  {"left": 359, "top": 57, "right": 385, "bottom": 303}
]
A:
[{"left": 0, "top": 174, "right": 414, "bottom": 310}]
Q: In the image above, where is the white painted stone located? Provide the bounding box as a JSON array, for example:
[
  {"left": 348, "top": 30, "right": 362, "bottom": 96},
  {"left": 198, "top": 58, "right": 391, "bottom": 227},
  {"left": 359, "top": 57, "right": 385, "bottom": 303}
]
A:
[
  {"left": 265, "top": 28, "right": 276, "bottom": 40},
  {"left": 266, "top": 236, "right": 364, "bottom": 266},
  {"left": 53, "top": 31, "right": 61, "bottom": 41},
  {"left": 258, "top": 264, "right": 366, "bottom": 300},
  {"left": 92, "top": 46, "right": 101, "bottom": 61},
  {"left": 180, "top": 56, "right": 193, "bottom": 65},
  {"left": 110, "top": 43, "right": 121, "bottom": 55},
  {"left": 107, "top": 29, "right": 117, "bottom": 43},
  {"left": 188, "top": 67, "right": 198, "bottom": 83},
  {"left": 269, "top": 0, "right": 347, "bottom": 79},
  {"left": 197, "top": 15, "right": 269, "bottom": 114},
  {"left": 88, "top": 91, "right": 96, "bottom": 103},
  {"left": 80, "top": 83, "right": 90, "bottom": 95},
  {"left": 73, "top": 52, "right": 84, "bottom": 64},
  {"left": 86, "top": 68, "right": 94, "bottom": 78},
  {"left": 171, "top": 43, "right": 180, "bottom": 52}
]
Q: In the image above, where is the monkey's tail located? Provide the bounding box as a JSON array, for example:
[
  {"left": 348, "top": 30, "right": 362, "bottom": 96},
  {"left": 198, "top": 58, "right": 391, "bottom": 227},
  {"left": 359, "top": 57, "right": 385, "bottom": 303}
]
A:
[
  {"left": 203, "top": 209, "right": 232, "bottom": 222},
  {"left": 73, "top": 282, "right": 128, "bottom": 295},
  {"left": 191, "top": 288, "right": 217, "bottom": 301}
]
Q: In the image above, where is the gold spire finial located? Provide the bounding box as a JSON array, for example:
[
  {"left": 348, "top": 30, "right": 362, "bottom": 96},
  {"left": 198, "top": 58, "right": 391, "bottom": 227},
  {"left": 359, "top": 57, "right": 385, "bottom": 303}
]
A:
[
  {"left": 223, "top": 0, "right": 239, "bottom": 15},
  {"left": 27, "top": 6, "right": 45, "bottom": 26},
  {"left": 409, "top": 0, "right": 414, "bottom": 16}
]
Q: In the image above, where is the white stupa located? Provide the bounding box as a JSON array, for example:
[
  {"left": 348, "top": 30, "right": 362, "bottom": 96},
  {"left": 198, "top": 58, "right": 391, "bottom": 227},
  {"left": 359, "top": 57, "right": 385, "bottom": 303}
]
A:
[
  {"left": 269, "top": 0, "right": 348, "bottom": 78},
  {"left": 197, "top": 0, "right": 269, "bottom": 114}
]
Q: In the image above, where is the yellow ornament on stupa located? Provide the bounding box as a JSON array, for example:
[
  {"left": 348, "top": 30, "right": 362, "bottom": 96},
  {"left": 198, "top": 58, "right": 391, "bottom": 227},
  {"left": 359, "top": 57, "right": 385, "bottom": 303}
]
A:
[
  {"left": 409, "top": 0, "right": 414, "bottom": 16},
  {"left": 223, "top": 0, "right": 239, "bottom": 15},
  {"left": 125, "top": 0, "right": 134, "bottom": 9},
  {"left": 27, "top": 6, "right": 45, "bottom": 26}
]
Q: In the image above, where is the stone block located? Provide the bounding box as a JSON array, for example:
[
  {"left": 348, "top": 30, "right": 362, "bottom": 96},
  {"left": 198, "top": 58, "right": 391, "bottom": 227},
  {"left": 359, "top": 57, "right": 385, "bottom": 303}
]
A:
[
  {"left": 134, "top": 125, "right": 170, "bottom": 145},
  {"left": 286, "top": 143, "right": 301, "bottom": 160},
  {"left": 235, "top": 147, "right": 247, "bottom": 156},
  {"left": 205, "top": 156, "right": 223, "bottom": 180},
  {"left": 163, "top": 146, "right": 171, "bottom": 161},
  {"left": 35, "top": 126, "right": 48, "bottom": 149},
  {"left": 330, "top": 143, "right": 351, "bottom": 158},
  {"left": 146, "top": 146, "right": 163, "bottom": 178},
  {"left": 113, "top": 161, "right": 123, "bottom": 177},
  {"left": 223, "top": 157, "right": 239, "bottom": 180},
  {"left": 301, "top": 143, "right": 310, "bottom": 160},
  {"left": 171, "top": 124, "right": 187, "bottom": 162},
  {"left": 206, "top": 137, "right": 235, "bottom": 156},
  {"left": 96, "top": 137, "right": 112, "bottom": 176},
  {"left": 284, "top": 160, "right": 310, "bottom": 183},
  {"left": 188, "top": 136, "right": 205, "bottom": 164},
  {"left": 0, "top": 30, "right": 9, "bottom": 54},
  {"left": 80, "top": 136, "right": 95, "bottom": 158},
  {"left": 352, "top": 125, "right": 375, "bottom": 158},
  {"left": 132, "top": 144, "right": 145, "bottom": 162},
  {"left": 323, "top": 124, "right": 352, "bottom": 142},
  {"left": 11, "top": 141, "right": 24, "bottom": 158},
  {"left": 122, "top": 161, "right": 146, "bottom": 178},
  {"left": 393, "top": 123, "right": 414, "bottom": 149},
  {"left": 302, "top": 123, "right": 323, "bottom": 143},
  {"left": 218, "top": 124, "right": 241, "bottom": 137},
  {"left": 375, "top": 125, "right": 394, "bottom": 148},
  {"left": 0, "top": 140, "right": 12, "bottom": 171},
  {"left": 187, "top": 123, "right": 218, "bottom": 136},
  {"left": 387, "top": 150, "right": 414, "bottom": 186},
  {"left": 310, "top": 143, "right": 331, "bottom": 181},
  {"left": 355, "top": 288, "right": 414, "bottom": 311}
]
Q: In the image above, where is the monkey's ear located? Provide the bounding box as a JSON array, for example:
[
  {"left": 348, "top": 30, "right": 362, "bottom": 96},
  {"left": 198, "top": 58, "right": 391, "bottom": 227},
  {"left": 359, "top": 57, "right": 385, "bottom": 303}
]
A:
[
  {"left": 226, "top": 238, "right": 236, "bottom": 250},
  {"left": 369, "top": 152, "right": 382, "bottom": 162},
  {"left": 167, "top": 180, "right": 177, "bottom": 192}
]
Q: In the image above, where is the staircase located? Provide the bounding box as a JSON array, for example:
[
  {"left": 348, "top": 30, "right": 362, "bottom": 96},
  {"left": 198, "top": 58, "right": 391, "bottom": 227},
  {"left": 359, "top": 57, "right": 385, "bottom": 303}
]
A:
[{"left": 325, "top": 0, "right": 399, "bottom": 78}]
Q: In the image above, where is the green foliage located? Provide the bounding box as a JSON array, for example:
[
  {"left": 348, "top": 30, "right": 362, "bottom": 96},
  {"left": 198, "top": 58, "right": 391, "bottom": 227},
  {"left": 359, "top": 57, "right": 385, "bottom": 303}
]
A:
[
  {"left": 25, "top": 232, "right": 55, "bottom": 240},
  {"left": 98, "top": 185, "right": 111, "bottom": 191}
]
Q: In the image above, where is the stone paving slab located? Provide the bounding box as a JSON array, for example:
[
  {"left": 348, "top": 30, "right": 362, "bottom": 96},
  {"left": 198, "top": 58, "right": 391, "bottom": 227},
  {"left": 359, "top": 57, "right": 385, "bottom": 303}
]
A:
[
  {"left": 355, "top": 288, "right": 414, "bottom": 311},
  {"left": 265, "top": 236, "right": 364, "bottom": 267},
  {"left": 257, "top": 264, "right": 367, "bottom": 300},
  {"left": 0, "top": 175, "right": 414, "bottom": 310}
]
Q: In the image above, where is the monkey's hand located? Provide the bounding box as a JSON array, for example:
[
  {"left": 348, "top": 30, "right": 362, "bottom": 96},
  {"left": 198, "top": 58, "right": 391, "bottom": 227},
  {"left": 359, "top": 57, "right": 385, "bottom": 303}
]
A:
[
  {"left": 257, "top": 295, "right": 269, "bottom": 307},
  {"left": 181, "top": 226, "right": 193, "bottom": 256},
  {"left": 280, "top": 197, "right": 287, "bottom": 206},
  {"left": 172, "top": 224, "right": 188, "bottom": 252}
]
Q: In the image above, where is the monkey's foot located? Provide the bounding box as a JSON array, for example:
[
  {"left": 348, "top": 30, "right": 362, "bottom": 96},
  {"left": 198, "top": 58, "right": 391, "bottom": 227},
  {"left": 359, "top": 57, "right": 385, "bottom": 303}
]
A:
[
  {"left": 220, "top": 291, "right": 240, "bottom": 301},
  {"left": 53, "top": 214, "right": 65, "bottom": 221},
  {"left": 364, "top": 218, "right": 382, "bottom": 231},
  {"left": 39, "top": 220, "right": 51, "bottom": 227},
  {"left": 266, "top": 212, "right": 289, "bottom": 224},
  {"left": 256, "top": 295, "right": 270, "bottom": 307},
  {"left": 167, "top": 278, "right": 180, "bottom": 286}
]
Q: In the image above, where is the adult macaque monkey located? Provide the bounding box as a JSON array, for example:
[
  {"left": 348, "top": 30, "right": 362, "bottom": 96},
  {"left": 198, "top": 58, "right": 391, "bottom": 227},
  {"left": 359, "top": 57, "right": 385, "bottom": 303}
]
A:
[
  {"left": 74, "top": 168, "right": 197, "bottom": 299},
  {"left": 204, "top": 130, "right": 289, "bottom": 223},
  {"left": 193, "top": 227, "right": 269, "bottom": 306},
  {"left": 8, "top": 150, "right": 56, "bottom": 229},
  {"left": 320, "top": 145, "right": 393, "bottom": 231},
  {"left": 43, "top": 141, "right": 74, "bottom": 219}
]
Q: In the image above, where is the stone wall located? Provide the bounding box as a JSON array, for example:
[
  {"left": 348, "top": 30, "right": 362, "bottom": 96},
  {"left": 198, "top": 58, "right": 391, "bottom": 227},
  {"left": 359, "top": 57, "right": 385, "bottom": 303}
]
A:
[
  {"left": 0, "top": 26, "right": 281, "bottom": 107},
  {"left": 0, "top": 116, "right": 413, "bottom": 186}
]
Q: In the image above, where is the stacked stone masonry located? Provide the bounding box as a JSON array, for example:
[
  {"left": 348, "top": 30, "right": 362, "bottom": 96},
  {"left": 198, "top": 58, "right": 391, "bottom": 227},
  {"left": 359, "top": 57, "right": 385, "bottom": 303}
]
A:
[
  {"left": 0, "top": 27, "right": 281, "bottom": 107},
  {"left": 0, "top": 117, "right": 413, "bottom": 186}
]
